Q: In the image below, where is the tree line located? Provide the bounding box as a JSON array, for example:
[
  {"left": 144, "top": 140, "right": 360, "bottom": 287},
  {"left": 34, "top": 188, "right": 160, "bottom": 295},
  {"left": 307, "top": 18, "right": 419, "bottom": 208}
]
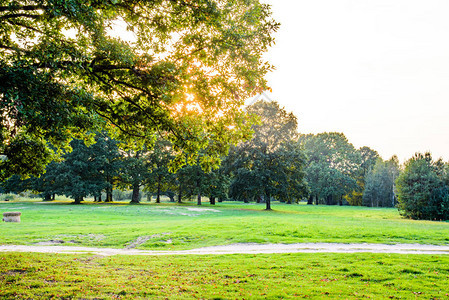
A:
[{"left": 2, "top": 99, "right": 447, "bottom": 220}]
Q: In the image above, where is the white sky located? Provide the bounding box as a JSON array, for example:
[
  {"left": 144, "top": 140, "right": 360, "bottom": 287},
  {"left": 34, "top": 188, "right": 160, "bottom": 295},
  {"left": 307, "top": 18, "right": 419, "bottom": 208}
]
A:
[{"left": 262, "top": 0, "right": 449, "bottom": 163}]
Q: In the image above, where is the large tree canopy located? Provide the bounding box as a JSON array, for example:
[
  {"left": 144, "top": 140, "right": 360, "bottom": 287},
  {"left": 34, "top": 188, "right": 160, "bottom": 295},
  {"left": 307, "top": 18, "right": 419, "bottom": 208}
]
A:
[
  {"left": 0, "top": 0, "right": 278, "bottom": 179},
  {"left": 300, "top": 132, "right": 360, "bottom": 205},
  {"left": 227, "top": 100, "right": 308, "bottom": 210}
]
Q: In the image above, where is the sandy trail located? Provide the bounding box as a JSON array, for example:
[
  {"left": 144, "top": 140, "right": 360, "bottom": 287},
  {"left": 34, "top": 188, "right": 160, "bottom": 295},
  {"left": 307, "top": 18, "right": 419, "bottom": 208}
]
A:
[{"left": 1, "top": 243, "right": 449, "bottom": 256}]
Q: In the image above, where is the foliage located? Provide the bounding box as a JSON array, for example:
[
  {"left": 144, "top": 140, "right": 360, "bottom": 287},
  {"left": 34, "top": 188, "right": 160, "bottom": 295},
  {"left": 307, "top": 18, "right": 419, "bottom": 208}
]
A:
[
  {"left": 227, "top": 100, "right": 308, "bottom": 209},
  {"left": 396, "top": 152, "right": 449, "bottom": 220},
  {"left": 300, "top": 132, "right": 360, "bottom": 205},
  {"left": 345, "top": 146, "right": 380, "bottom": 206},
  {"left": 118, "top": 148, "right": 150, "bottom": 203},
  {"left": 363, "top": 157, "right": 400, "bottom": 207},
  {"left": 144, "top": 138, "right": 176, "bottom": 203},
  {"left": 0, "top": 0, "right": 279, "bottom": 179}
]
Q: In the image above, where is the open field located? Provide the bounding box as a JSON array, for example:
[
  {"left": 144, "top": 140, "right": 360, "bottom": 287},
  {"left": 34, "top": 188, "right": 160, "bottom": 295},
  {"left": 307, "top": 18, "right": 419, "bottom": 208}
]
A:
[
  {"left": 1, "top": 200, "right": 448, "bottom": 249},
  {"left": 1, "top": 200, "right": 449, "bottom": 299},
  {"left": 1, "top": 252, "right": 449, "bottom": 299}
]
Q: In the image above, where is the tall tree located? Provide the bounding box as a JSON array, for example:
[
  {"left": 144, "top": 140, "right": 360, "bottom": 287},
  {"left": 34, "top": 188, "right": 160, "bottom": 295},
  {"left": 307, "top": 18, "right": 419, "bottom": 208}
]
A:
[
  {"left": 88, "top": 132, "right": 122, "bottom": 202},
  {"left": 345, "top": 146, "right": 380, "bottom": 206},
  {"left": 0, "top": 0, "right": 279, "bottom": 180},
  {"left": 300, "top": 132, "right": 360, "bottom": 205},
  {"left": 396, "top": 153, "right": 449, "bottom": 220},
  {"left": 145, "top": 139, "right": 176, "bottom": 203},
  {"left": 55, "top": 139, "right": 109, "bottom": 204},
  {"left": 119, "top": 148, "right": 150, "bottom": 204},
  {"left": 228, "top": 100, "right": 308, "bottom": 210},
  {"left": 363, "top": 156, "right": 399, "bottom": 207}
]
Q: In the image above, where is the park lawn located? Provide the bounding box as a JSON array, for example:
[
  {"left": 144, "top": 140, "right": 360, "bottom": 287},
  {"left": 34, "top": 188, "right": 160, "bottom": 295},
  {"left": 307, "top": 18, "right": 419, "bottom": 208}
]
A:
[
  {"left": 1, "top": 252, "right": 448, "bottom": 299},
  {"left": 0, "top": 200, "right": 448, "bottom": 249}
]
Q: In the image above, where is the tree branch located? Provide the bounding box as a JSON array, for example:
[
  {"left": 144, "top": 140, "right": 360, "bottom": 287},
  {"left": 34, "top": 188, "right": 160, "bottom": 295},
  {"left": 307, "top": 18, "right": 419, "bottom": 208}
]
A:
[
  {"left": 6, "top": 19, "right": 43, "bottom": 33},
  {"left": 0, "top": 5, "right": 45, "bottom": 12},
  {"left": 0, "top": 13, "right": 42, "bottom": 21}
]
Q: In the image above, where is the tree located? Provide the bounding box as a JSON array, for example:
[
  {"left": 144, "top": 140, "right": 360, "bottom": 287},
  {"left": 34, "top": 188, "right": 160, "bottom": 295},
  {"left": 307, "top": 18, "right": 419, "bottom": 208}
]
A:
[
  {"left": 300, "top": 132, "right": 360, "bottom": 205},
  {"left": 118, "top": 148, "right": 150, "bottom": 204},
  {"left": 396, "top": 153, "right": 449, "bottom": 220},
  {"left": 0, "top": 0, "right": 279, "bottom": 180},
  {"left": 203, "top": 167, "right": 231, "bottom": 205},
  {"left": 227, "top": 100, "right": 308, "bottom": 210},
  {"left": 86, "top": 132, "right": 122, "bottom": 202},
  {"left": 31, "top": 161, "right": 62, "bottom": 201},
  {"left": 345, "top": 146, "right": 380, "bottom": 206},
  {"left": 363, "top": 156, "right": 399, "bottom": 207},
  {"left": 145, "top": 138, "right": 176, "bottom": 203},
  {"left": 0, "top": 174, "right": 31, "bottom": 195},
  {"left": 54, "top": 139, "right": 108, "bottom": 204}
]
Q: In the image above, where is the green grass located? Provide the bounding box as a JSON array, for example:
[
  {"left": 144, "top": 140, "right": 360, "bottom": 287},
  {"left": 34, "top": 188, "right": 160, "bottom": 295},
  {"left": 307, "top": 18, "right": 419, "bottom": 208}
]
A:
[
  {"left": 1, "top": 200, "right": 449, "bottom": 299},
  {"left": 0, "top": 200, "right": 448, "bottom": 249},
  {"left": 1, "top": 252, "right": 449, "bottom": 299}
]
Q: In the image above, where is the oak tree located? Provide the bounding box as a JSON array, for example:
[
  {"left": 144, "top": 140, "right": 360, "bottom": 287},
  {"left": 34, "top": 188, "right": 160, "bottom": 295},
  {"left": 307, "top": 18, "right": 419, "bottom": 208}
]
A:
[{"left": 0, "top": 0, "right": 278, "bottom": 179}]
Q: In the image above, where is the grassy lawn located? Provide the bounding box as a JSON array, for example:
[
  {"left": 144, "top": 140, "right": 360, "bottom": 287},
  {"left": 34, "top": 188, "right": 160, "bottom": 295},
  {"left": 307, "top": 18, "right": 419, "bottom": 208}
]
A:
[
  {"left": 1, "top": 200, "right": 449, "bottom": 299},
  {"left": 1, "top": 252, "right": 448, "bottom": 299},
  {"left": 1, "top": 200, "right": 449, "bottom": 250}
]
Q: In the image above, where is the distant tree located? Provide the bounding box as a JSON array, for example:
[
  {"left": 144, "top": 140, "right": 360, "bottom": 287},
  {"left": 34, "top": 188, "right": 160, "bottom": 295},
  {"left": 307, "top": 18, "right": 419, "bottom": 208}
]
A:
[
  {"left": 345, "top": 147, "right": 380, "bottom": 206},
  {"left": 396, "top": 153, "right": 449, "bottom": 220},
  {"left": 270, "top": 142, "right": 309, "bottom": 204},
  {"left": 0, "top": 175, "right": 31, "bottom": 195},
  {"left": 119, "top": 148, "right": 151, "bottom": 204},
  {"left": 145, "top": 139, "right": 176, "bottom": 203},
  {"left": 55, "top": 139, "right": 108, "bottom": 204},
  {"left": 228, "top": 100, "right": 308, "bottom": 210},
  {"left": 300, "top": 132, "right": 360, "bottom": 205},
  {"left": 31, "top": 161, "right": 62, "bottom": 201},
  {"left": 203, "top": 168, "right": 231, "bottom": 205},
  {"left": 91, "top": 133, "right": 122, "bottom": 202},
  {"left": 363, "top": 156, "right": 399, "bottom": 207}
]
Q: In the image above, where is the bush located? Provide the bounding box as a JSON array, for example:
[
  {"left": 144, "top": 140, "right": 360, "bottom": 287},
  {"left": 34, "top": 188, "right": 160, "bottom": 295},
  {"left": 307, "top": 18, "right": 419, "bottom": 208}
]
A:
[{"left": 0, "top": 193, "right": 18, "bottom": 201}]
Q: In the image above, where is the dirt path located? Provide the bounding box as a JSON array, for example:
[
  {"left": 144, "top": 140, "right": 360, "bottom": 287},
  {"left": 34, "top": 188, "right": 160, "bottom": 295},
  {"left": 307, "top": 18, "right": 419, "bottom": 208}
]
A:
[{"left": 1, "top": 243, "right": 449, "bottom": 256}]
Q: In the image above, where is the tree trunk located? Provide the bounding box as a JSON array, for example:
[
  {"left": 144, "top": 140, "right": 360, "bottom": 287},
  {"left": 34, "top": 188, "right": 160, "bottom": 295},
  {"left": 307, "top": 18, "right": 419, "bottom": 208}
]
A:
[
  {"left": 218, "top": 197, "right": 223, "bottom": 203},
  {"left": 168, "top": 193, "right": 175, "bottom": 202},
  {"left": 197, "top": 191, "right": 201, "bottom": 205},
  {"left": 177, "top": 185, "right": 183, "bottom": 203},
  {"left": 98, "top": 194, "right": 102, "bottom": 202},
  {"left": 156, "top": 179, "right": 161, "bottom": 203},
  {"left": 339, "top": 195, "right": 343, "bottom": 206},
  {"left": 315, "top": 195, "right": 319, "bottom": 205},
  {"left": 106, "top": 185, "right": 113, "bottom": 202},
  {"left": 130, "top": 183, "right": 140, "bottom": 203},
  {"left": 74, "top": 196, "right": 83, "bottom": 204},
  {"left": 307, "top": 195, "right": 314, "bottom": 205},
  {"left": 265, "top": 191, "right": 271, "bottom": 210},
  {"left": 196, "top": 176, "right": 201, "bottom": 205},
  {"left": 52, "top": 193, "right": 55, "bottom": 201},
  {"left": 210, "top": 196, "right": 216, "bottom": 205},
  {"left": 43, "top": 193, "right": 52, "bottom": 201}
]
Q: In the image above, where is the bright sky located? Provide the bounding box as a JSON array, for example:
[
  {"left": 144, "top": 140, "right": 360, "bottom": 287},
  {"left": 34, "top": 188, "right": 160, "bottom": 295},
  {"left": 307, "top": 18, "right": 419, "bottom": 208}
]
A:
[{"left": 262, "top": 0, "right": 449, "bottom": 163}]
